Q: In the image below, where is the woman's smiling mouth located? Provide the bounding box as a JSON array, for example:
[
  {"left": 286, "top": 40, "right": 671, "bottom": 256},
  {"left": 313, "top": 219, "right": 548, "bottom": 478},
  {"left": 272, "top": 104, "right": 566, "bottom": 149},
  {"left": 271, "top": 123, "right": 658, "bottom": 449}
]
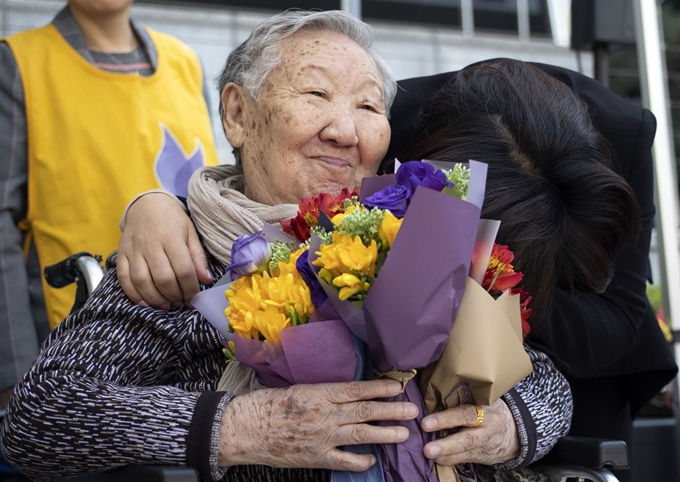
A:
[{"left": 315, "top": 156, "right": 350, "bottom": 167}]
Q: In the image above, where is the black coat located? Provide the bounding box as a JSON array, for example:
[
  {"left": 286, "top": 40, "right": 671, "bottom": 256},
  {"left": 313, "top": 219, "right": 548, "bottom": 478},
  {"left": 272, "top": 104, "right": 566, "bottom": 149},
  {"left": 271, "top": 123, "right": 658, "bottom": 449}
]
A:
[{"left": 383, "top": 61, "right": 678, "bottom": 437}]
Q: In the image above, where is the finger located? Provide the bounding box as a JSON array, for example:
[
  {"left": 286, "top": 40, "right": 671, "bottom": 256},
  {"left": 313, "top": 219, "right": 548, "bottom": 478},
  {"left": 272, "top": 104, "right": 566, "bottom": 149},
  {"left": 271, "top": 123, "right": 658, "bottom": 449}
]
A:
[
  {"left": 187, "top": 227, "right": 212, "bottom": 287},
  {"left": 421, "top": 404, "right": 481, "bottom": 432},
  {"left": 339, "top": 399, "right": 418, "bottom": 425},
  {"left": 424, "top": 428, "right": 481, "bottom": 463},
  {"left": 180, "top": 233, "right": 207, "bottom": 306},
  {"left": 129, "top": 254, "right": 171, "bottom": 309},
  {"left": 117, "top": 254, "right": 143, "bottom": 305},
  {"left": 144, "top": 249, "right": 186, "bottom": 306},
  {"left": 333, "top": 423, "right": 410, "bottom": 447},
  {"left": 165, "top": 243, "right": 201, "bottom": 306},
  {"left": 323, "top": 448, "right": 377, "bottom": 472},
  {"left": 324, "top": 380, "right": 405, "bottom": 404}
]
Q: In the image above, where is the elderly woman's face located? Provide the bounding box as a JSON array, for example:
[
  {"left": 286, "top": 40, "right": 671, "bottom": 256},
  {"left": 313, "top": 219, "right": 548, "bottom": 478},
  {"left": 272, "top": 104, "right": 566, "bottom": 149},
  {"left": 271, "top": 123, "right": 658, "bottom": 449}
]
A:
[{"left": 227, "top": 29, "right": 391, "bottom": 205}]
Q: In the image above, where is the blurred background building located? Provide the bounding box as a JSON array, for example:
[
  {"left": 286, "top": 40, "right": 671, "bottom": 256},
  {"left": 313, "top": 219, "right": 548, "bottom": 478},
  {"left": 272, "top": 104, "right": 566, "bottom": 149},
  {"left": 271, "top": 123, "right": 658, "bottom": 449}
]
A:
[{"left": 0, "top": 0, "right": 592, "bottom": 164}]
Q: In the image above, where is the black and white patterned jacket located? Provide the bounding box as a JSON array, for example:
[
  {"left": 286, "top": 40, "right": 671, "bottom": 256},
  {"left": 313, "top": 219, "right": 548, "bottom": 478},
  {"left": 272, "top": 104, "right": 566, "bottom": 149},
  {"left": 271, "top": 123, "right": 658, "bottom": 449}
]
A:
[{"left": 0, "top": 252, "right": 572, "bottom": 481}]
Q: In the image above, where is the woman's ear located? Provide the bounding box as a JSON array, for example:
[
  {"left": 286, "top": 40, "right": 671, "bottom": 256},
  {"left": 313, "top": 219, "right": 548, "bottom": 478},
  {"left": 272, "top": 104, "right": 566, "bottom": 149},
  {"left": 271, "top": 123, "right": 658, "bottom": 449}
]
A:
[{"left": 221, "top": 83, "right": 252, "bottom": 149}]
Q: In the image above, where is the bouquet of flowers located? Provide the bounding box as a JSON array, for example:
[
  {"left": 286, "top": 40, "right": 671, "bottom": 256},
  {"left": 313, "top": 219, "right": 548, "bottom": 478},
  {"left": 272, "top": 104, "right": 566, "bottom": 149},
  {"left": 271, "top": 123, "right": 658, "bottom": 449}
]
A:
[
  {"left": 192, "top": 160, "right": 532, "bottom": 482},
  {"left": 212, "top": 189, "right": 362, "bottom": 387}
]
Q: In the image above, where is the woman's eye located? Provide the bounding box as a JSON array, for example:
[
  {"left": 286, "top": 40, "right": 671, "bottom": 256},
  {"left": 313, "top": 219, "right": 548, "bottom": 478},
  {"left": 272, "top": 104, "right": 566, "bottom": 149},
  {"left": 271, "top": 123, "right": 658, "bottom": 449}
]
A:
[
  {"left": 360, "top": 104, "right": 379, "bottom": 113},
  {"left": 308, "top": 91, "right": 326, "bottom": 98}
]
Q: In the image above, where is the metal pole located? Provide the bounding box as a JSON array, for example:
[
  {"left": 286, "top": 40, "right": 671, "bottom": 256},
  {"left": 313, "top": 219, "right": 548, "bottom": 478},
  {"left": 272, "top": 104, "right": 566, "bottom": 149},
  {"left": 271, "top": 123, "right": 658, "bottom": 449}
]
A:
[
  {"left": 632, "top": 1, "right": 680, "bottom": 477},
  {"left": 341, "top": 0, "right": 361, "bottom": 19},
  {"left": 461, "top": 0, "right": 474, "bottom": 37},
  {"left": 544, "top": 0, "right": 571, "bottom": 47},
  {"left": 517, "top": 0, "right": 531, "bottom": 41}
]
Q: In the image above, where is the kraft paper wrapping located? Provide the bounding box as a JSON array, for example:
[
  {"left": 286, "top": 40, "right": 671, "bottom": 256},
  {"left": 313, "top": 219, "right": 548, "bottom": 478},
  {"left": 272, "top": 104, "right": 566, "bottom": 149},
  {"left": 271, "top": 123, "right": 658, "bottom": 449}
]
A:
[
  {"left": 419, "top": 277, "right": 532, "bottom": 482},
  {"left": 420, "top": 277, "right": 532, "bottom": 414}
]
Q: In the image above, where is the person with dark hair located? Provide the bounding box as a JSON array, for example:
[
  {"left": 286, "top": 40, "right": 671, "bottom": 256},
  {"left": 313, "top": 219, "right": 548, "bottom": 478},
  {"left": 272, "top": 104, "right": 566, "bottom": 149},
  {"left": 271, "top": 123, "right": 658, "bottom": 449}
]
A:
[
  {"left": 399, "top": 60, "right": 639, "bottom": 325},
  {"left": 388, "top": 60, "right": 678, "bottom": 482}
]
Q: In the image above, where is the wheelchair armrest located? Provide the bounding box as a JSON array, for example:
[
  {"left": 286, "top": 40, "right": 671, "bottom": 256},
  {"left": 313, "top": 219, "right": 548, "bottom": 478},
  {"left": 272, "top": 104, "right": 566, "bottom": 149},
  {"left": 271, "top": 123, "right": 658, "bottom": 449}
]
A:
[
  {"left": 535, "top": 465, "right": 620, "bottom": 482},
  {"left": 77, "top": 465, "right": 200, "bottom": 482},
  {"left": 540, "top": 436, "right": 630, "bottom": 470}
]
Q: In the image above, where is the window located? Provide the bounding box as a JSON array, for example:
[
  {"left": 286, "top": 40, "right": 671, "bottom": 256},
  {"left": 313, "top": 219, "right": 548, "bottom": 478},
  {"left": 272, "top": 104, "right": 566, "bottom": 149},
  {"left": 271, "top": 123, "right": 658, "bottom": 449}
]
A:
[{"left": 168, "top": 0, "right": 551, "bottom": 36}]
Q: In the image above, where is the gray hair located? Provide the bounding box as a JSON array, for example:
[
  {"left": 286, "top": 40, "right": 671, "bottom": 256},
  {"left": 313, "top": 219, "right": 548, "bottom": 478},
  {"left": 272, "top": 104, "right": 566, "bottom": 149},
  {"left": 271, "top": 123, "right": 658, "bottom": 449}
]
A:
[{"left": 216, "top": 10, "right": 397, "bottom": 165}]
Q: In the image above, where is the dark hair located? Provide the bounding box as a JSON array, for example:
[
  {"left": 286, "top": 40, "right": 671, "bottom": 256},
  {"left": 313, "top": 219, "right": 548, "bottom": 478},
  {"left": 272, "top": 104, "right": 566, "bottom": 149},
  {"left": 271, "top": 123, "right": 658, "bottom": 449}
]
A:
[{"left": 398, "top": 60, "right": 639, "bottom": 325}]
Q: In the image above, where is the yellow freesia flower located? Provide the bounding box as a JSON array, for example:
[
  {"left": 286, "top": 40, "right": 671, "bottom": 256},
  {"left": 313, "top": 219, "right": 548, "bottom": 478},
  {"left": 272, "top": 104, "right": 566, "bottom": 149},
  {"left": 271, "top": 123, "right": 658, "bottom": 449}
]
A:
[
  {"left": 318, "top": 268, "right": 337, "bottom": 285},
  {"left": 332, "top": 273, "right": 371, "bottom": 300},
  {"left": 331, "top": 204, "right": 360, "bottom": 226},
  {"left": 314, "top": 233, "right": 378, "bottom": 278},
  {"left": 225, "top": 275, "right": 263, "bottom": 340},
  {"left": 313, "top": 233, "right": 348, "bottom": 272},
  {"left": 225, "top": 253, "right": 314, "bottom": 343},
  {"left": 379, "top": 211, "right": 403, "bottom": 248},
  {"left": 339, "top": 235, "right": 378, "bottom": 275},
  {"left": 253, "top": 305, "right": 290, "bottom": 343}
]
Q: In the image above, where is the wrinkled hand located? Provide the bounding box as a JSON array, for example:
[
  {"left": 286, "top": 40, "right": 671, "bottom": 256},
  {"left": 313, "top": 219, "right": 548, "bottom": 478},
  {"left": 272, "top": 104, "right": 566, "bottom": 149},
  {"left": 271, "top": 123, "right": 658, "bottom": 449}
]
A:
[
  {"left": 219, "top": 380, "right": 419, "bottom": 471},
  {"left": 117, "top": 193, "right": 212, "bottom": 309},
  {"left": 421, "top": 399, "right": 519, "bottom": 466}
]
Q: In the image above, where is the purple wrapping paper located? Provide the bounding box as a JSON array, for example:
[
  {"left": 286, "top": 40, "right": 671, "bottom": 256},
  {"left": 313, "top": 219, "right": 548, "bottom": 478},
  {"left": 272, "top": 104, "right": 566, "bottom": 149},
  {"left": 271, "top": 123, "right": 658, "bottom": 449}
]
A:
[
  {"left": 233, "top": 318, "right": 357, "bottom": 387},
  {"left": 377, "top": 380, "right": 436, "bottom": 482},
  {"left": 231, "top": 301, "right": 358, "bottom": 387},
  {"left": 363, "top": 186, "right": 480, "bottom": 371},
  {"left": 360, "top": 174, "right": 397, "bottom": 202},
  {"left": 193, "top": 278, "right": 358, "bottom": 388}
]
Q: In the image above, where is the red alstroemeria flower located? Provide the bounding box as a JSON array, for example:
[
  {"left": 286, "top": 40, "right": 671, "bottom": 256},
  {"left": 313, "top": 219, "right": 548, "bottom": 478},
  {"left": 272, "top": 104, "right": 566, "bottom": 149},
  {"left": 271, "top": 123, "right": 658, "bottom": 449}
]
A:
[
  {"left": 483, "top": 243, "right": 532, "bottom": 339},
  {"left": 483, "top": 243, "right": 521, "bottom": 292},
  {"left": 491, "top": 271, "right": 524, "bottom": 292},
  {"left": 281, "top": 188, "right": 358, "bottom": 242},
  {"left": 513, "top": 287, "right": 533, "bottom": 339}
]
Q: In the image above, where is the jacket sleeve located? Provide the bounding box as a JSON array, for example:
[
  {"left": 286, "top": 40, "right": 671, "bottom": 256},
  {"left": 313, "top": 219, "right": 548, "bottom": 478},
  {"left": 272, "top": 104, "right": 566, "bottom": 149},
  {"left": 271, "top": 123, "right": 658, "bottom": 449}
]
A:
[
  {"left": 496, "top": 345, "right": 573, "bottom": 471},
  {"left": 0, "top": 41, "right": 42, "bottom": 393},
  {"left": 0, "top": 256, "right": 231, "bottom": 482}
]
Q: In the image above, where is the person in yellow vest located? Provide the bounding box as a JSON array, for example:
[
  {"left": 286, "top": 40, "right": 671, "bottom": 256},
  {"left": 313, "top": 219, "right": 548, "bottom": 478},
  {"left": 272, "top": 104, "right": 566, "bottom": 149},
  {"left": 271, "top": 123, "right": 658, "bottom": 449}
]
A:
[{"left": 0, "top": 0, "right": 219, "bottom": 411}]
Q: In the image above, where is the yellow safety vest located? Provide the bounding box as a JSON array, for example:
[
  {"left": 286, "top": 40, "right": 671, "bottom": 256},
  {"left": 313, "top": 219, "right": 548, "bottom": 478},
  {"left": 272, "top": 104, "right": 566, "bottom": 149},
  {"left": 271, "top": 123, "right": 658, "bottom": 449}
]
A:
[{"left": 6, "top": 24, "right": 219, "bottom": 328}]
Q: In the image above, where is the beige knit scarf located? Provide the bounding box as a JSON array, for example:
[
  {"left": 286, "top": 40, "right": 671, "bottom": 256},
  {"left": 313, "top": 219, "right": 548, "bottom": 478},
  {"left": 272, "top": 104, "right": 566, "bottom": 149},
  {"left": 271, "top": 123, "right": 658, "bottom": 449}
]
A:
[
  {"left": 186, "top": 165, "right": 298, "bottom": 266},
  {"left": 187, "top": 164, "right": 298, "bottom": 394}
]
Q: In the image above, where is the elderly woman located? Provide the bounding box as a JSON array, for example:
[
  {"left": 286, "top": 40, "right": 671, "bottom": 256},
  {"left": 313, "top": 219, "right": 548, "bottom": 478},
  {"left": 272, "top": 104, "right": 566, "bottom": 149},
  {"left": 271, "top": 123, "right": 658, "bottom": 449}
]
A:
[{"left": 0, "top": 12, "right": 577, "bottom": 482}]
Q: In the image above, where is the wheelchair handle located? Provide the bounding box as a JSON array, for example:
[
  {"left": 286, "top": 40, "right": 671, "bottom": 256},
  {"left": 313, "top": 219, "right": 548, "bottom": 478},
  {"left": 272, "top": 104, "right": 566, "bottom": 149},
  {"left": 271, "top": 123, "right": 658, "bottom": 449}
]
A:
[{"left": 44, "top": 252, "right": 104, "bottom": 293}]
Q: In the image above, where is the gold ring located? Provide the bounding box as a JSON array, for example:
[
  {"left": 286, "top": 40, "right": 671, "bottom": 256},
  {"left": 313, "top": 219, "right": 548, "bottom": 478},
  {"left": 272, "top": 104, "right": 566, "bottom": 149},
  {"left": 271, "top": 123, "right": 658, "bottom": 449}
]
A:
[{"left": 471, "top": 404, "right": 484, "bottom": 427}]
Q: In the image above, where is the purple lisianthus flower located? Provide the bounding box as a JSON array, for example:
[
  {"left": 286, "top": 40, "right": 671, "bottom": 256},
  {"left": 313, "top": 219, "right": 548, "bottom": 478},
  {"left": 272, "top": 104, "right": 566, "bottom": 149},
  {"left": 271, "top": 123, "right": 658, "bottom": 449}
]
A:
[
  {"left": 364, "top": 184, "right": 412, "bottom": 218},
  {"left": 226, "top": 232, "right": 271, "bottom": 280},
  {"left": 396, "top": 161, "right": 452, "bottom": 194},
  {"left": 296, "top": 250, "right": 327, "bottom": 308}
]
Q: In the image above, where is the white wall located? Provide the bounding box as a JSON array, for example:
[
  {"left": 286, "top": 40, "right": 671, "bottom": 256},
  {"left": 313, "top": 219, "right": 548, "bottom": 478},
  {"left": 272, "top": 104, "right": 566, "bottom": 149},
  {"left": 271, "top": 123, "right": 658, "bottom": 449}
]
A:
[{"left": 1, "top": 0, "right": 593, "bottom": 164}]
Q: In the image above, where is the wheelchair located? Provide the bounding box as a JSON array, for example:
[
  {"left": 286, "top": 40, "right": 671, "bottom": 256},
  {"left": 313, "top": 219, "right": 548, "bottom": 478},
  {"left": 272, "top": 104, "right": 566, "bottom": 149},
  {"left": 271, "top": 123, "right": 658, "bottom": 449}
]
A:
[{"left": 4, "top": 252, "right": 621, "bottom": 482}]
